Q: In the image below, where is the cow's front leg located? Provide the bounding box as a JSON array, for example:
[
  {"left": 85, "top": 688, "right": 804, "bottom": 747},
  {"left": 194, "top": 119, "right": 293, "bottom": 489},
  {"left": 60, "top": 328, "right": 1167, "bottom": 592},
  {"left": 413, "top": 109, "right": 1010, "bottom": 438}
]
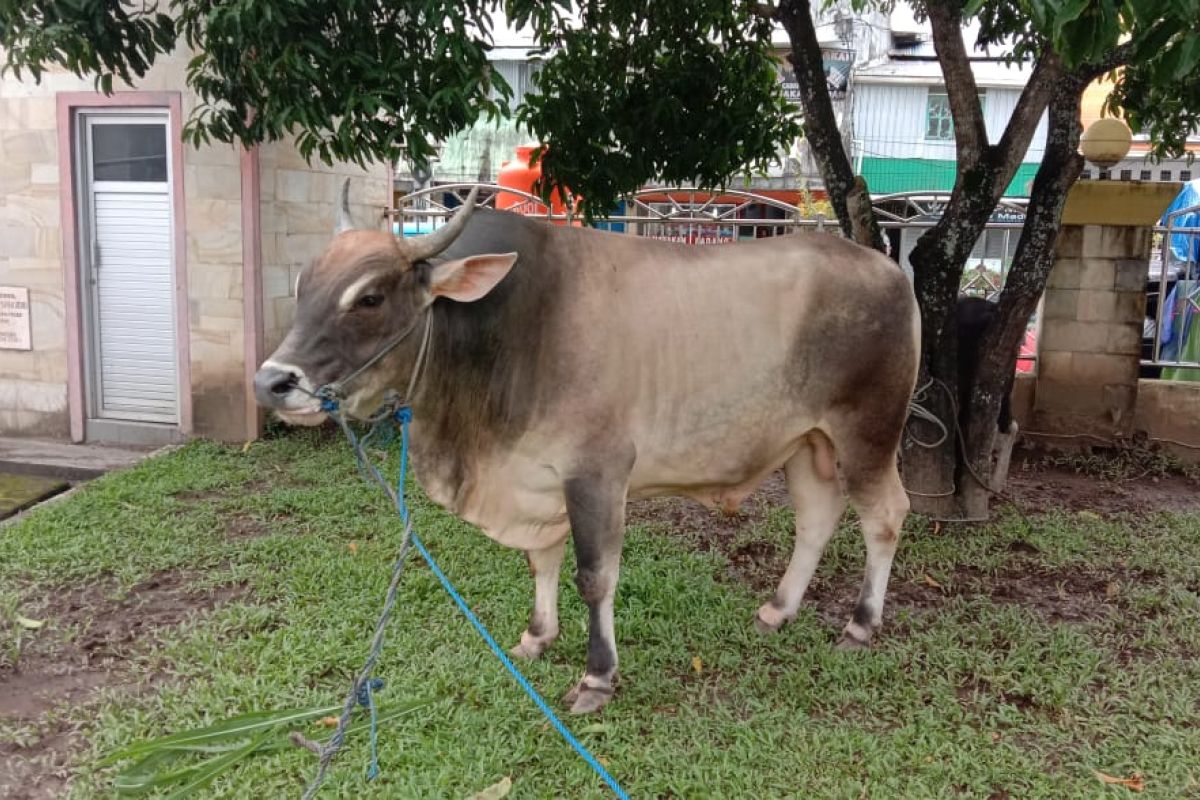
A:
[
  {"left": 561, "top": 468, "right": 629, "bottom": 714},
  {"left": 510, "top": 540, "right": 566, "bottom": 660}
]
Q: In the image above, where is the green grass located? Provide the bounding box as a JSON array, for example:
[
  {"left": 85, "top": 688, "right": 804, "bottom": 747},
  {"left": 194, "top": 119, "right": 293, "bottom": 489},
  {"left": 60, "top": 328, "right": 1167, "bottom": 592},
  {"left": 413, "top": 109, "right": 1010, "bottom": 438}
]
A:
[{"left": 2, "top": 429, "right": 1199, "bottom": 798}]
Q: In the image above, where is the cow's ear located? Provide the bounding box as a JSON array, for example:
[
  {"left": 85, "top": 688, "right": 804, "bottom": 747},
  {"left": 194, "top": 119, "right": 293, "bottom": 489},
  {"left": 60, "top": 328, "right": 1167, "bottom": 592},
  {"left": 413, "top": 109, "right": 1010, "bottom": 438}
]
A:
[{"left": 426, "top": 252, "right": 518, "bottom": 303}]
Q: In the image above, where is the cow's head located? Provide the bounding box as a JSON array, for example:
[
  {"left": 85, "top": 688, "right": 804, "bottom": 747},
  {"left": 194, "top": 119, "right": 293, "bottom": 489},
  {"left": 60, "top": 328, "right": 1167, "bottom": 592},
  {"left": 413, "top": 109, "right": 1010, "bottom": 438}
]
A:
[{"left": 253, "top": 180, "right": 518, "bottom": 423}]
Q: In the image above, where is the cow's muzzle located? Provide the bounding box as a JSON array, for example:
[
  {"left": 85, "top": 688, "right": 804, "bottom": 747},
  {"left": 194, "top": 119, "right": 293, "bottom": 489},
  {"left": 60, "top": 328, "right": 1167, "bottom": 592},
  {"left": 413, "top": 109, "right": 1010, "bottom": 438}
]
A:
[{"left": 253, "top": 359, "right": 324, "bottom": 419}]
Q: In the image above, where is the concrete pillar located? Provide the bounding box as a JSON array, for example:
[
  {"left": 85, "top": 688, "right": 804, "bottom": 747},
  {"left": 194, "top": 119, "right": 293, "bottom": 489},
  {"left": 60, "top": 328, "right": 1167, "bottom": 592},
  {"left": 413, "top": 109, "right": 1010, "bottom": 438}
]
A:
[{"left": 1032, "top": 182, "right": 1181, "bottom": 438}]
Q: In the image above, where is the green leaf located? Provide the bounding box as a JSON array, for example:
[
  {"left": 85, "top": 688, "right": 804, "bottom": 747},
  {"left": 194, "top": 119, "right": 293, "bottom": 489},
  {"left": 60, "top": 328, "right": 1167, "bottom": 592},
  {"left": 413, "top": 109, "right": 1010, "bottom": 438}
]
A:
[
  {"left": 1167, "top": 36, "right": 1200, "bottom": 80},
  {"left": 108, "top": 700, "right": 432, "bottom": 795},
  {"left": 159, "top": 729, "right": 273, "bottom": 800},
  {"left": 114, "top": 751, "right": 206, "bottom": 795},
  {"left": 99, "top": 704, "right": 341, "bottom": 766}
]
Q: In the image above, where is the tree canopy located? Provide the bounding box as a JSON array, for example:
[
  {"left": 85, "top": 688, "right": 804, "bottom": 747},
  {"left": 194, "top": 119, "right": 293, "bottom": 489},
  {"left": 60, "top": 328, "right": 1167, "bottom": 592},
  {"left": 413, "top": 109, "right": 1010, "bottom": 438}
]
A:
[{"left": 2, "top": 1, "right": 1197, "bottom": 217}]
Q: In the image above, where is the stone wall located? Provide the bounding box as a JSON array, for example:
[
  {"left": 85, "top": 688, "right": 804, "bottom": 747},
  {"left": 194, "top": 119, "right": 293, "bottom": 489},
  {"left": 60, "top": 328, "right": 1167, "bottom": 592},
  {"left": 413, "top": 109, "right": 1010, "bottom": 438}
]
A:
[
  {"left": 258, "top": 145, "right": 389, "bottom": 355},
  {"left": 1135, "top": 380, "right": 1200, "bottom": 462},
  {"left": 0, "top": 56, "right": 240, "bottom": 441},
  {"left": 0, "top": 70, "right": 75, "bottom": 437},
  {"left": 1032, "top": 224, "right": 1150, "bottom": 437}
]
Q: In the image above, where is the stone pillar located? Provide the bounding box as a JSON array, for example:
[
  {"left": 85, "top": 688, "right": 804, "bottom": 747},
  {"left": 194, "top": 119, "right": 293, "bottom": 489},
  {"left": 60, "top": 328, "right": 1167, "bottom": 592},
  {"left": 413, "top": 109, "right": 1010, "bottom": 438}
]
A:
[{"left": 1032, "top": 182, "right": 1181, "bottom": 438}]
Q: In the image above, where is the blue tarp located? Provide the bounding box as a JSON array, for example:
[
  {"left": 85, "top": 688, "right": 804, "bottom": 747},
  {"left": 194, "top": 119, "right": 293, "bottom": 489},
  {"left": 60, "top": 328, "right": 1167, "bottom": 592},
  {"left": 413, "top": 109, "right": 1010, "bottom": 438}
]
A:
[{"left": 1161, "top": 178, "right": 1200, "bottom": 265}]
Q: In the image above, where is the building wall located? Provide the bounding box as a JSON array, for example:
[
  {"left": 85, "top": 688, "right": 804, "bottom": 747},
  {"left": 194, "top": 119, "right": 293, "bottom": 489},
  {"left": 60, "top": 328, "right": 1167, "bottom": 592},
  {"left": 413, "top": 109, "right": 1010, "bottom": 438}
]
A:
[
  {"left": 258, "top": 145, "right": 389, "bottom": 355},
  {"left": 0, "top": 77, "right": 70, "bottom": 437},
  {"left": 0, "top": 53, "right": 385, "bottom": 442},
  {"left": 0, "top": 55, "right": 252, "bottom": 441},
  {"left": 852, "top": 82, "right": 1047, "bottom": 196}
]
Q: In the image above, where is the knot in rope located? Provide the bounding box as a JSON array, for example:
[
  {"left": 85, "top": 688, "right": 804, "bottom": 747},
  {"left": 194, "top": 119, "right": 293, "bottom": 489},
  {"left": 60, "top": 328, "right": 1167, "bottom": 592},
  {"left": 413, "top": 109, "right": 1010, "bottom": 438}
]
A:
[{"left": 356, "top": 677, "right": 385, "bottom": 707}]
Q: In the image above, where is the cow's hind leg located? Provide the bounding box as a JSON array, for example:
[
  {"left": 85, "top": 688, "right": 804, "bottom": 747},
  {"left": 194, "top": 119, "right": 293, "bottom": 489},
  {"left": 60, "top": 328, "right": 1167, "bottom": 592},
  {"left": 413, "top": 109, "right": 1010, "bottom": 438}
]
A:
[
  {"left": 756, "top": 432, "right": 846, "bottom": 633},
  {"left": 561, "top": 460, "right": 631, "bottom": 714},
  {"left": 838, "top": 456, "right": 909, "bottom": 650},
  {"left": 510, "top": 540, "right": 566, "bottom": 660}
]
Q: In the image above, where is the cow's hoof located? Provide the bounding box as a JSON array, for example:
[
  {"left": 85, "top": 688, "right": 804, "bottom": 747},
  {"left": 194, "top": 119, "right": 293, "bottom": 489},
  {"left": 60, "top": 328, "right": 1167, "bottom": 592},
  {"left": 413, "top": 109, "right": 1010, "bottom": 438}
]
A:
[
  {"left": 835, "top": 632, "right": 871, "bottom": 652},
  {"left": 754, "top": 603, "right": 791, "bottom": 634},
  {"left": 508, "top": 631, "right": 554, "bottom": 660},
  {"left": 564, "top": 678, "right": 615, "bottom": 714}
]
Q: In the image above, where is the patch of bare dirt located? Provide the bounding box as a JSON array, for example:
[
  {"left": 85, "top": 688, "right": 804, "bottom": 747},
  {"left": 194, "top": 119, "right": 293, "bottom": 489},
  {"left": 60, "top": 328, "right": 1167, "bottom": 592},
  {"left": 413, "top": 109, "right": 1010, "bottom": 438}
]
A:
[
  {"left": 1005, "top": 448, "right": 1200, "bottom": 516},
  {"left": 0, "top": 571, "right": 247, "bottom": 800},
  {"left": 631, "top": 469, "right": 1178, "bottom": 630},
  {"left": 224, "top": 513, "right": 271, "bottom": 540}
]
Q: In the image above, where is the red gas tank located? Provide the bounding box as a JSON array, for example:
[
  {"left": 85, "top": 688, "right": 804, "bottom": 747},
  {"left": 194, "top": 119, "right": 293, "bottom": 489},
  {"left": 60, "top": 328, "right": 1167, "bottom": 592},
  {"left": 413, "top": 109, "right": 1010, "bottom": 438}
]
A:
[{"left": 496, "top": 145, "right": 578, "bottom": 225}]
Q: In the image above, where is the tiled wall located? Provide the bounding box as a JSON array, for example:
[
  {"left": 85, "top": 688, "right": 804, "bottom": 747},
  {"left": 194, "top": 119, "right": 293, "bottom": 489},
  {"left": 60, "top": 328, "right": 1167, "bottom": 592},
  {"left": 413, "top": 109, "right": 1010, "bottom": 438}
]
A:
[
  {"left": 0, "top": 77, "right": 76, "bottom": 437},
  {"left": 258, "top": 145, "right": 389, "bottom": 354},
  {"left": 0, "top": 54, "right": 386, "bottom": 442}
]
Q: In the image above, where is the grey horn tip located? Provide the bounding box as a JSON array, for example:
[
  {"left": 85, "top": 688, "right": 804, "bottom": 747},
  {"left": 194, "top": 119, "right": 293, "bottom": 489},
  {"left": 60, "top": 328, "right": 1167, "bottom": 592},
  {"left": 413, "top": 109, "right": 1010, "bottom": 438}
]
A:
[{"left": 335, "top": 177, "right": 353, "bottom": 234}]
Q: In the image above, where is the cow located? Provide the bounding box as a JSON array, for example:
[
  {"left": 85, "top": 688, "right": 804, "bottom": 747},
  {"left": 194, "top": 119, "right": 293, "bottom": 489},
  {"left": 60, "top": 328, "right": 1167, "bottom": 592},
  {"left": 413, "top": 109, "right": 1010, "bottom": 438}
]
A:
[{"left": 254, "top": 183, "right": 920, "bottom": 713}]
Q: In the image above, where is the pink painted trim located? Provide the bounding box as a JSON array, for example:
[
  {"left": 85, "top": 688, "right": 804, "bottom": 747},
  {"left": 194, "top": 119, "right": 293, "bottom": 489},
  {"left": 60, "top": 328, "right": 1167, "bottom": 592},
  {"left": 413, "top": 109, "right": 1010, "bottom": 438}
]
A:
[
  {"left": 240, "top": 145, "right": 264, "bottom": 441},
  {"left": 56, "top": 98, "right": 85, "bottom": 442},
  {"left": 55, "top": 91, "right": 192, "bottom": 439}
]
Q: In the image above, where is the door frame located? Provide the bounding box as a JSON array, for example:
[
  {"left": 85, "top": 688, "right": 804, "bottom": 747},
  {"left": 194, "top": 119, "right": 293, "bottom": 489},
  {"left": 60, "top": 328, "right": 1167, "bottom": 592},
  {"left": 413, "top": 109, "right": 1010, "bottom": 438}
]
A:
[
  {"left": 79, "top": 110, "right": 178, "bottom": 424},
  {"left": 57, "top": 92, "right": 191, "bottom": 442}
]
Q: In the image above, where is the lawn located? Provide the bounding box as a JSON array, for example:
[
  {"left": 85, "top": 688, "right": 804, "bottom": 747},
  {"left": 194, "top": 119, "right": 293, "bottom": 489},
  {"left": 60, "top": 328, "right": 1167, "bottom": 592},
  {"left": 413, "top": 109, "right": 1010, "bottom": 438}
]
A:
[{"left": 2, "top": 427, "right": 1199, "bottom": 799}]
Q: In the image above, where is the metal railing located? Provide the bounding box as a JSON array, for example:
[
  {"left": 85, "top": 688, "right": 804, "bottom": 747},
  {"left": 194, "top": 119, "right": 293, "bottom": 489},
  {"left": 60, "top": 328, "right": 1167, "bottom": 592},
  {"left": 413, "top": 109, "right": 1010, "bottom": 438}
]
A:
[
  {"left": 395, "top": 186, "right": 1025, "bottom": 287},
  {"left": 1145, "top": 202, "right": 1200, "bottom": 373}
]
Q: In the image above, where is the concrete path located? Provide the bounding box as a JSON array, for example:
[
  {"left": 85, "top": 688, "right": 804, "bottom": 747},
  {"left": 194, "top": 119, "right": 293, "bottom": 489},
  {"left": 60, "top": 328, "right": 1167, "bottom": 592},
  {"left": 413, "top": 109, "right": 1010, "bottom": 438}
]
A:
[{"left": 0, "top": 437, "right": 154, "bottom": 482}]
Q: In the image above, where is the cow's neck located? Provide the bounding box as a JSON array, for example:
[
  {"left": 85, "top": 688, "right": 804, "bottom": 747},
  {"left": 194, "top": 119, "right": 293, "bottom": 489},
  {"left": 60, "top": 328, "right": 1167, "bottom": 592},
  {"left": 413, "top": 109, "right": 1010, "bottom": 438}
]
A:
[{"left": 405, "top": 294, "right": 545, "bottom": 510}]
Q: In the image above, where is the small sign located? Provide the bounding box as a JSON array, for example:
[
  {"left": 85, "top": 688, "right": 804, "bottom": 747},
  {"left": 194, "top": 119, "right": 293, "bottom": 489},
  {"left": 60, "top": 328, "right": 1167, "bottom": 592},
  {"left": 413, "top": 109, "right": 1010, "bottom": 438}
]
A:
[
  {"left": 822, "top": 48, "right": 854, "bottom": 102},
  {"left": 0, "top": 286, "right": 32, "bottom": 350},
  {"left": 778, "top": 48, "right": 855, "bottom": 105}
]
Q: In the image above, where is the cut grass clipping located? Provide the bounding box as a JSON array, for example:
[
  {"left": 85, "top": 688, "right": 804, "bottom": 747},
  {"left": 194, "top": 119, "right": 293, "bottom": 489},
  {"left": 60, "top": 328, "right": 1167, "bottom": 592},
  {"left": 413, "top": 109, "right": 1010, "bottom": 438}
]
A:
[{"left": 103, "top": 700, "right": 429, "bottom": 797}]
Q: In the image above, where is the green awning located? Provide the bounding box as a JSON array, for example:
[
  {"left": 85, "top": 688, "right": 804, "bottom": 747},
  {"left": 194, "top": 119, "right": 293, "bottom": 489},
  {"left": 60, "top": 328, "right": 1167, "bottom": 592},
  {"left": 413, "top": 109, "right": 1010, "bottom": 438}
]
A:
[{"left": 859, "top": 157, "right": 1041, "bottom": 198}]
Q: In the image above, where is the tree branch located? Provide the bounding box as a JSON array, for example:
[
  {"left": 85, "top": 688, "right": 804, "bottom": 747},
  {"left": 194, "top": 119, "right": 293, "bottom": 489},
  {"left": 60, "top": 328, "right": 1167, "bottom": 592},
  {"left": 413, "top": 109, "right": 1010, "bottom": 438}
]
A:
[
  {"left": 776, "top": 0, "right": 884, "bottom": 250},
  {"left": 752, "top": 3, "right": 778, "bottom": 20},
  {"left": 994, "top": 53, "right": 1062, "bottom": 181},
  {"left": 1086, "top": 39, "right": 1136, "bottom": 79},
  {"left": 926, "top": 0, "right": 989, "bottom": 166}
]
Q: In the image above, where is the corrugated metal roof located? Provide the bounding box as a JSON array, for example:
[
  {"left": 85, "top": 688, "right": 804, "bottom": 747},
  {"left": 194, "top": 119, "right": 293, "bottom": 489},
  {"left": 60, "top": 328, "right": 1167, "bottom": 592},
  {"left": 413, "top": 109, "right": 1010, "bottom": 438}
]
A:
[{"left": 855, "top": 57, "right": 1033, "bottom": 87}]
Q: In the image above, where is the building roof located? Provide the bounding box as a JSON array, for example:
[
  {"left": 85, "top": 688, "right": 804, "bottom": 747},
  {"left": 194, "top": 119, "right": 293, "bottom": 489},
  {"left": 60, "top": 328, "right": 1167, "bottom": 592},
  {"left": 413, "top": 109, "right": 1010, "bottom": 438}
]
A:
[{"left": 855, "top": 56, "right": 1032, "bottom": 88}]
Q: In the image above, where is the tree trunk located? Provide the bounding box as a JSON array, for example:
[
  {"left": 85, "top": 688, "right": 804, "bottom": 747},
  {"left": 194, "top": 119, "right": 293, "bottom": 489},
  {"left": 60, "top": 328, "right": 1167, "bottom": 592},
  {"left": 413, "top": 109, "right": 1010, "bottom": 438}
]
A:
[
  {"left": 776, "top": 0, "right": 1102, "bottom": 521},
  {"left": 903, "top": 161, "right": 1006, "bottom": 520},
  {"left": 960, "top": 77, "right": 1088, "bottom": 497}
]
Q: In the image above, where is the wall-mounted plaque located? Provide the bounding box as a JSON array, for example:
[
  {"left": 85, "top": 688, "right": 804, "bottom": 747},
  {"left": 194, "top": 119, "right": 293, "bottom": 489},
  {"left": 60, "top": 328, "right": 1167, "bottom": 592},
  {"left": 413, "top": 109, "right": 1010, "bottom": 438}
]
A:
[{"left": 0, "top": 286, "right": 32, "bottom": 350}]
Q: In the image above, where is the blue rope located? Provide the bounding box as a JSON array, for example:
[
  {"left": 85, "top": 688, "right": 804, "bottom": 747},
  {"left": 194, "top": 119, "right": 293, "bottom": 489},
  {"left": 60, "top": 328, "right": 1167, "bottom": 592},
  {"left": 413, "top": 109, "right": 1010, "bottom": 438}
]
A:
[
  {"left": 303, "top": 396, "right": 630, "bottom": 800},
  {"left": 356, "top": 677, "right": 385, "bottom": 780},
  {"left": 408, "top": 529, "right": 631, "bottom": 800}
]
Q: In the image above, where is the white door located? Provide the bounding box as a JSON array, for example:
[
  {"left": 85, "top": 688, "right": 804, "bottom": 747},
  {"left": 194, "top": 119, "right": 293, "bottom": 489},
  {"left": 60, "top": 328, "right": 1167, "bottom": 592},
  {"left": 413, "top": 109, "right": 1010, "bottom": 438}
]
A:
[{"left": 80, "top": 113, "right": 179, "bottom": 424}]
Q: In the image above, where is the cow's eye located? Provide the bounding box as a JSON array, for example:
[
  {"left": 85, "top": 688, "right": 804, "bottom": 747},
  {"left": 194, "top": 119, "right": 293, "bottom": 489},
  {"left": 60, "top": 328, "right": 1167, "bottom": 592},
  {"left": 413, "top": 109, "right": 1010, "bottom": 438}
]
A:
[{"left": 355, "top": 293, "right": 384, "bottom": 309}]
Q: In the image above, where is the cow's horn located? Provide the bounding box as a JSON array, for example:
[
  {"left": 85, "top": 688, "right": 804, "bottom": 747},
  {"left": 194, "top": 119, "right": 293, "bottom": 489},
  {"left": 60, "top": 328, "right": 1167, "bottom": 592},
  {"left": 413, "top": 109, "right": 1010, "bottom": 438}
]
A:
[
  {"left": 403, "top": 186, "right": 481, "bottom": 261},
  {"left": 335, "top": 177, "right": 354, "bottom": 234}
]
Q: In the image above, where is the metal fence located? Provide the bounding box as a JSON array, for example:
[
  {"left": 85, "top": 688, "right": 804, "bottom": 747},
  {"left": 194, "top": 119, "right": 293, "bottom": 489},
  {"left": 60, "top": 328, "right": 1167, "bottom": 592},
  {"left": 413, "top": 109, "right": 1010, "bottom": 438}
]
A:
[
  {"left": 1144, "top": 203, "right": 1200, "bottom": 375},
  {"left": 395, "top": 184, "right": 1026, "bottom": 296}
]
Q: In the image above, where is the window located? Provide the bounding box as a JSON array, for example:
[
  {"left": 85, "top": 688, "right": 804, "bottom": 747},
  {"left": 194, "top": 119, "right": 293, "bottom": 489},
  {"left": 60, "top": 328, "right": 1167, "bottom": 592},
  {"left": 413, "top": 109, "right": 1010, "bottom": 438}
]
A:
[
  {"left": 1120, "top": 169, "right": 1132, "bottom": 180},
  {"left": 1161, "top": 170, "right": 1173, "bottom": 181},
  {"left": 1140, "top": 170, "right": 1152, "bottom": 180},
  {"left": 1099, "top": 170, "right": 1111, "bottom": 180},
  {"left": 1081, "top": 170, "right": 1092, "bottom": 179},
  {"left": 91, "top": 123, "right": 167, "bottom": 182},
  {"left": 925, "top": 90, "right": 987, "bottom": 141},
  {"left": 1182, "top": 170, "right": 1193, "bottom": 181},
  {"left": 925, "top": 92, "right": 954, "bottom": 141}
]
